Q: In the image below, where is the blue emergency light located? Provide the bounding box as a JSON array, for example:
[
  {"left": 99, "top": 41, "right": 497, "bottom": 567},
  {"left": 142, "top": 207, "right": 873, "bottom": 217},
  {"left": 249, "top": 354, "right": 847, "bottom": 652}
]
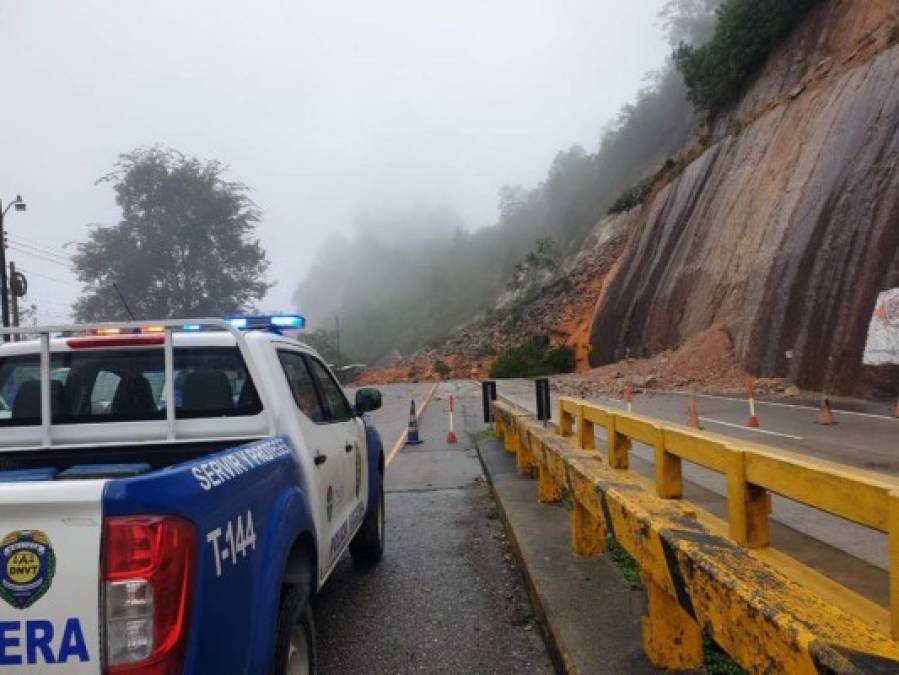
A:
[{"left": 224, "top": 314, "right": 306, "bottom": 333}]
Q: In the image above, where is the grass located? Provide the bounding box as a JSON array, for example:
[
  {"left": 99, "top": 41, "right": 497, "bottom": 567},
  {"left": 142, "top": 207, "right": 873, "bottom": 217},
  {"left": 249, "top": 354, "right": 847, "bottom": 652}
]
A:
[
  {"left": 703, "top": 633, "right": 746, "bottom": 675},
  {"left": 606, "top": 535, "right": 642, "bottom": 589},
  {"left": 603, "top": 536, "right": 745, "bottom": 673},
  {"left": 470, "top": 426, "right": 498, "bottom": 443}
]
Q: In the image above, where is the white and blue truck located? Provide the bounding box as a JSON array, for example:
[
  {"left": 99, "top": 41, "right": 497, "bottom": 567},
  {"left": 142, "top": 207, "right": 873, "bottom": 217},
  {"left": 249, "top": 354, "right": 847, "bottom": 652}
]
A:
[{"left": 0, "top": 315, "right": 386, "bottom": 674}]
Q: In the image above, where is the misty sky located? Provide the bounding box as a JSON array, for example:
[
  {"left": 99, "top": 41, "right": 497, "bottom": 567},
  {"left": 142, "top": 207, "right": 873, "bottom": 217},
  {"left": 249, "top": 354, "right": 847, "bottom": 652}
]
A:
[{"left": 0, "top": 0, "right": 670, "bottom": 322}]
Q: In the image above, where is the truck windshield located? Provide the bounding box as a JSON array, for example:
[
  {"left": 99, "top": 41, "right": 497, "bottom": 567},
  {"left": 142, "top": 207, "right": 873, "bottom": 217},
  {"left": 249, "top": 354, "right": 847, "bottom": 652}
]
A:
[{"left": 0, "top": 346, "right": 262, "bottom": 426}]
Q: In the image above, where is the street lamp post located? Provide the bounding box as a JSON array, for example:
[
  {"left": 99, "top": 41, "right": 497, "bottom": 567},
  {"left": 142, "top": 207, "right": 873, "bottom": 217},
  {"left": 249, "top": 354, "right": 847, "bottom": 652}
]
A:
[{"left": 0, "top": 195, "right": 27, "bottom": 341}]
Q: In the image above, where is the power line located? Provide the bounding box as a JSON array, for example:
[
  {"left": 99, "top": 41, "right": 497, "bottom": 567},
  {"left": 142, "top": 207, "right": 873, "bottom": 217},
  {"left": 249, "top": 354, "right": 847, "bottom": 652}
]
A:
[
  {"left": 7, "top": 236, "right": 71, "bottom": 261},
  {"left": 15, "top": 267, "right": 81, "bottom": 289},
  {"left": 8, "top": 246, "right": 74, "bottom": 269},
  {"left": 8, "top": 241, "right": 72, "bottom": 263}
]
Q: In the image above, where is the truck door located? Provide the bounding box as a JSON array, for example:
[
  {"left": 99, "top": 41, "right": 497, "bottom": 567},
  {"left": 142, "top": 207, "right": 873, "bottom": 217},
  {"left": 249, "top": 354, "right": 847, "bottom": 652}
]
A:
[
  {"left": 276, "top": 351, "right": 345, "bottom": 580},
  {"left": 304, "top": 357, "right": 367, "bottom": 562}
]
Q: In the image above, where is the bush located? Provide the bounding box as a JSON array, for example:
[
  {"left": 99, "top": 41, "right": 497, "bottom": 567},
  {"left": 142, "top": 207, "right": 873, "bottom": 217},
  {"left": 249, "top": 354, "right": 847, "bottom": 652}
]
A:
[
  {"left": 434, "top": 359, "right": 451, "bottom": 379},
  {"left": 674, "top": 0, "right": 824, "bottom": 113},
  {"left": 608, "top": 177, "right": 653, "bottom": 215},
  {"left": 489, "top": 343, "right": 576, "bottom": 379}
]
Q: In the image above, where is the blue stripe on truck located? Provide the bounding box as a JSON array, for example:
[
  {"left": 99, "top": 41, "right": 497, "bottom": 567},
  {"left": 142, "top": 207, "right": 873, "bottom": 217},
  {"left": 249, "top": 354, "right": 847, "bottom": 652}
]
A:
[{"left": 101, "top": 436, "right": 316, "bottom": 675}]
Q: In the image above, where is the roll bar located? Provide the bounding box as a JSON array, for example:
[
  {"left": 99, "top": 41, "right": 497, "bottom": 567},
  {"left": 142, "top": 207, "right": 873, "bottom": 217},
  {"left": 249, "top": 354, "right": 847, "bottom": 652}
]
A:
[{"left": 0, "top": 318, "right": 277, "bottom": 448}]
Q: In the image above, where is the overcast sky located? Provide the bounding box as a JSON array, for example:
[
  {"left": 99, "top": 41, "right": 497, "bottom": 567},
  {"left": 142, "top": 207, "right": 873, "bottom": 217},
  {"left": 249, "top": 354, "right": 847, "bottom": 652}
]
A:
[{"left": 0, "top": 0, "right": 670, "bottom": 321}]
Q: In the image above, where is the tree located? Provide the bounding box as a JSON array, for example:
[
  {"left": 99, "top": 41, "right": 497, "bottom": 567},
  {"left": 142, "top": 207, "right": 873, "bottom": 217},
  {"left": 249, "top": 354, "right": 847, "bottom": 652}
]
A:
[
  {"left": 18, "top": 303, "right": 38, "bottom": 327},
  {"left": 659, "top": 0, "right": 722, "bottom": 48},
  {"left": 72, "top": 146, "right": 271, "bottom": 321},
  {"left": 301, "top": 329, "right": 344, "bottom": 365},
  {"left": 673, "top": 0, "right": 824, "bottom": 113}
]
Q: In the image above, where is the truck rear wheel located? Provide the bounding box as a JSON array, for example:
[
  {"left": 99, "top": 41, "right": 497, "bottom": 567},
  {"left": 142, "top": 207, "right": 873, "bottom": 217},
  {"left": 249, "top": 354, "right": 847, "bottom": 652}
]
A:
[
  {"left": 350, "top": 480, "right": 385, "bottom": 566},
  {"left": 272, "top": 586, "right": 316, "bottom": 675}
]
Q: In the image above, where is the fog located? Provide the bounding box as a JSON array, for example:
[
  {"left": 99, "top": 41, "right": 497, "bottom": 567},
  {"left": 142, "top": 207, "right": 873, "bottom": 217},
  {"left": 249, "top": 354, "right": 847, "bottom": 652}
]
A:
[{"left": 0, "top": 0, "right": 670, "bottom": 322}]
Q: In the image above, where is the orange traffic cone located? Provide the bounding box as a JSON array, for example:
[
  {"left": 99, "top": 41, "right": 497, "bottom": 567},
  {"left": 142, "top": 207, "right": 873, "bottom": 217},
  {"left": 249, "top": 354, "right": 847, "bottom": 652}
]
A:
[
  {"left": 446, "top": 394, "right": 458, "bottom": 444},
  {"left": 623, "top": 385, "right": 633, "bottom": 413},
  {"left": 746, "top": 377, "right": 760, "bottom": 428},
  {"left": 686, "top": 395, "right": 702, "bottom": 430},
  {"left": 816, "top": 398, "right": 835, "bottom": 425}
]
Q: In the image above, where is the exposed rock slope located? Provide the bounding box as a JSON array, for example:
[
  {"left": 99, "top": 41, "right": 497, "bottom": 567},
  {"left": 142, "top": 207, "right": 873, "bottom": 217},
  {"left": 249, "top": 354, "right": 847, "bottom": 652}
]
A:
[{"left": 589, "top": 0, "right": 899, "bottom": 394}]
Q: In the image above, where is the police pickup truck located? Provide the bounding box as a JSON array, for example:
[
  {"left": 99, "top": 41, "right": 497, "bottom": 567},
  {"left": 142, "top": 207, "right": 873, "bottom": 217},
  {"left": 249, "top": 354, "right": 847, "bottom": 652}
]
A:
[{"left": 0, "top": 315, "right": 386, "bottom": 674}]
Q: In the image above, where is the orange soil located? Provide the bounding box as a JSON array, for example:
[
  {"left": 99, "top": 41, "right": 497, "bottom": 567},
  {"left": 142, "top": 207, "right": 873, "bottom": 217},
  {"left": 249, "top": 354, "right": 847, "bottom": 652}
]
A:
[
  {"left": 551, "top": 273, "right": 607, "bottom": 372},
  {"left": 553, "top": 325, "right": 789, "bottom": 398}
]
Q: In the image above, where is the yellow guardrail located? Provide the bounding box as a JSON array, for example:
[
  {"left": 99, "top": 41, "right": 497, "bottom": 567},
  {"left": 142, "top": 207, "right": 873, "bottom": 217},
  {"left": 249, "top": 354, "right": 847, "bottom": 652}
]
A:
[{"left": 492, "top": 395, "right": 899, "bottom": 673}]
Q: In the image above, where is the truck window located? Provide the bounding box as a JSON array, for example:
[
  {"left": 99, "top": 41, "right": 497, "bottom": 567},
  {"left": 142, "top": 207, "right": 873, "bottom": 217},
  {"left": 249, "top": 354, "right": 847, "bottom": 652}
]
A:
[
  {"left": 0, "top": 347, "right": 262, "bottom": 425},
  {"left": 278, "top": 351, "right": 326, "bottom": 423},
  {"left": 305, "top": 356, "right": 353, "bottom": 422}
]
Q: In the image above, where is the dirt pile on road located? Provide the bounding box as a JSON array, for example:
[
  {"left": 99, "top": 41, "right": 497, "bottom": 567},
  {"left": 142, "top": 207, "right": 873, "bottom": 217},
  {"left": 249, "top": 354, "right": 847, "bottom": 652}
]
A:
[{"left": 554, "top": 325, "right": 791, "bottom": 398}]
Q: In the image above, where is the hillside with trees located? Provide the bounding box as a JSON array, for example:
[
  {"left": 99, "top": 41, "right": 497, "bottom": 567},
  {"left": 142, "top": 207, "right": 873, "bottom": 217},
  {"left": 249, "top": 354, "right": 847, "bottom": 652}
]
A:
[{"left": 294, "top": 0, "right": 719, "bottom": 365}]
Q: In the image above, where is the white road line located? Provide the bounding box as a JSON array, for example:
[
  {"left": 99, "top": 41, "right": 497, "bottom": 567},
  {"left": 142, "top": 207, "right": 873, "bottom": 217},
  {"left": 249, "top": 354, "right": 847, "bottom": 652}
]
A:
[
  {"left": 698, "top": 416, "right": 804, "bottom": 440},
  {"left": 665, "top": 390, "right": 897, "bottom": 422}
]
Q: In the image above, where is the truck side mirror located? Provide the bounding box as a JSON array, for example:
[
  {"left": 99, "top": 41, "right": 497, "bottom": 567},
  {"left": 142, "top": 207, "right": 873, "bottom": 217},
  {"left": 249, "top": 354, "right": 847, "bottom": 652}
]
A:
[{"left": 355, "top": 388, "right": 382, "bottom": 414}]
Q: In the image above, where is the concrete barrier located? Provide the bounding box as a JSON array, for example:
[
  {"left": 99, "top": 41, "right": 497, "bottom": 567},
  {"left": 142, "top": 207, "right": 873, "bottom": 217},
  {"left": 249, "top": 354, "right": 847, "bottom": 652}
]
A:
[{"left": 492, "top": 396, "right": 899, "bottom": 673}]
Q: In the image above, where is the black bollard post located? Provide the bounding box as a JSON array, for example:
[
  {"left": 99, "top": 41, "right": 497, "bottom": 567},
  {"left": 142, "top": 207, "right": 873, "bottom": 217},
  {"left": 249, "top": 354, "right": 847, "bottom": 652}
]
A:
[
  {"left": 482, "top": 380, "right": 497, "bottom": 423},
  {"left": 535, "top": 377, "right": 550, "bottom": 425}
]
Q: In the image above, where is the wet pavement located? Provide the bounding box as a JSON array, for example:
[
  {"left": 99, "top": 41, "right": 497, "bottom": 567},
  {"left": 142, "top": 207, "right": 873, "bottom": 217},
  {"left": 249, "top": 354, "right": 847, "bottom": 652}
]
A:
[{"left": 315, "top": 382, "right": 553, "bottom": 674}]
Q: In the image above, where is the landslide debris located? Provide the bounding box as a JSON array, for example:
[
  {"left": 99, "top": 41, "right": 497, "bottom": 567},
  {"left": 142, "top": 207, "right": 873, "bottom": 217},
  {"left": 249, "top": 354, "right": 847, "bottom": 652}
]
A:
[{"left": 553, "top": 325, "right": 790, "bottom": 399}]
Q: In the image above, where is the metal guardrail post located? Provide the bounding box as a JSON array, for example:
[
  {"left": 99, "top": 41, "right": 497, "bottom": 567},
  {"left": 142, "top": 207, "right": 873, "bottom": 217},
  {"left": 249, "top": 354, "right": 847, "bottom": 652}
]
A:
[{"left": 482, "top": 380, "right": 497, "bottom": 423}]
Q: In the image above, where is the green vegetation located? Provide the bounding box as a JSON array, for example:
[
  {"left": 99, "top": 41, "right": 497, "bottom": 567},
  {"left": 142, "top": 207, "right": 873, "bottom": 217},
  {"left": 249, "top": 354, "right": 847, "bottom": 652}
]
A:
[
  {"left": 608, "top": 177, "right": 653, "bottom": 215},
  {"left": 301, "top": 329, "right": 345, "bottom": 365},
  {"left": 558, "top": 488, "right": 573, "bottom": 512},
  {"left": 73, "top": 146, "right": 270, "bottom": 321},
  {"left": 469, "top": 426, "right": 498, "bottom": 443},
  {"left": 674, "top": 0, "right": 824, "bottom": 113},
  {"left": 605, "top": 535, "right": 744, "bottom": 673},
  {"left": 606, "top": 536, "right": 642, "bottom": 588},
  {"left": 433, "top": 359, "right": 451, "bottom": 379},
  {"left": 703, "top": 633, "right": 745, "bottom": 675},
  {"left": 506, "top": 238, "right": 560, "bottom": 295},
  {"left": 489, "top": 342, "right": 575, "bottom": 379}
]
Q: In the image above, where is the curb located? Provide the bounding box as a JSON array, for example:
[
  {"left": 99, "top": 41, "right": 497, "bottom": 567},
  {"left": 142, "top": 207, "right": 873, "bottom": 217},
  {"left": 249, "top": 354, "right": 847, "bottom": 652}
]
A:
[
  {"left": 474, "top": 437, "right": 577, "bottom": 675},
  {"left": 385, "top": 381, "right": 439, "bottom": 467}
]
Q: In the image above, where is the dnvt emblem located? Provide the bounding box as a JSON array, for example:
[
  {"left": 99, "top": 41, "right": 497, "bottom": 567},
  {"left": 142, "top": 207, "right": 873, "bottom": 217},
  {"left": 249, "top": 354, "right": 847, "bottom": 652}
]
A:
[{"left": 0, "top": 530, "right": 56, "bottom": 609}]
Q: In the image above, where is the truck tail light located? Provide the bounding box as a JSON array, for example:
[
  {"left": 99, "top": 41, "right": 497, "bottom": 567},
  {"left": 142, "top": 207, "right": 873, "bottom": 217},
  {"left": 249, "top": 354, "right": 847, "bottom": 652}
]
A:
[{"left": 103, "top": 516, "right": 195, "bottom": 675}]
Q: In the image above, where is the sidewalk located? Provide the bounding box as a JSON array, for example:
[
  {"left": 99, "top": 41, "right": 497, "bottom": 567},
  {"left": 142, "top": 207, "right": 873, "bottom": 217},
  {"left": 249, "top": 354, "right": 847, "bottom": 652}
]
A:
[{"left": 474, "top": 433, "right": 661, "bottom": 675}]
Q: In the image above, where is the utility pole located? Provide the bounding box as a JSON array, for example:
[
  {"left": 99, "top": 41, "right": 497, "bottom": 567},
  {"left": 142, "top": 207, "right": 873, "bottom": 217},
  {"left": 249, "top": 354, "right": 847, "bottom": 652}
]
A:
[
  {"left": 335, "top": 315, "right": 341, "bottom": 364},
  {"left": 0, "top": 205, "right": 9, "bottom": 335},
  {"left": 9, "top": 262, "right": 19, "bottom": 342},
  {"left": 0, "top": 195, "right": 27, "bottom": 342}
]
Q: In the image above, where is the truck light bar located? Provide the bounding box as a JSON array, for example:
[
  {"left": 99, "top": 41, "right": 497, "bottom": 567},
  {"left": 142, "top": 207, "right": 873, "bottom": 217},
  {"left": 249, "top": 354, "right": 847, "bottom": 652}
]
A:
[
  {"left": 67, "top": 334, "right": 166, "bottom": 349},
  {"left": 225, "top": 314, "right": 306, "bottom": 333}
]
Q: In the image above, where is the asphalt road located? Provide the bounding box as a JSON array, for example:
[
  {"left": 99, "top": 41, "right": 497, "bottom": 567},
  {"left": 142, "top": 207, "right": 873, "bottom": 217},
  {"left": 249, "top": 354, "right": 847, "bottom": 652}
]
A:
[
  {"left": 497, "top": 379, "right": 899, "bottom": 474},
  {"left": 495, "top": 378, "right": 896, "bottom": 598},
  {"left": 315, "top": 382, "right": 553, "bottom": 674}
]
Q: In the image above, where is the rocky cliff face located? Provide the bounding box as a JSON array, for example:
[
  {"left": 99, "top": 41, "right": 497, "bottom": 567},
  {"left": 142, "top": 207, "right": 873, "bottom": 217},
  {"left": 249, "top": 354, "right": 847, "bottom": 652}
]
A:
[{"left": 589, "top": 0, "right": 899, "bottom": 394}]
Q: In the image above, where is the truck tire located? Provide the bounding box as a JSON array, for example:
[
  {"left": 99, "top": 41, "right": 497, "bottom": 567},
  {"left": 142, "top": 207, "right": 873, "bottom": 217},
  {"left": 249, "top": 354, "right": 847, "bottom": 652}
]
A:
[
  {"left": 350, "top": 479, "right": 385, "bottom": 566},
  {"left": 272, "top": 585, "right": 316, "bottom": 675}
]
